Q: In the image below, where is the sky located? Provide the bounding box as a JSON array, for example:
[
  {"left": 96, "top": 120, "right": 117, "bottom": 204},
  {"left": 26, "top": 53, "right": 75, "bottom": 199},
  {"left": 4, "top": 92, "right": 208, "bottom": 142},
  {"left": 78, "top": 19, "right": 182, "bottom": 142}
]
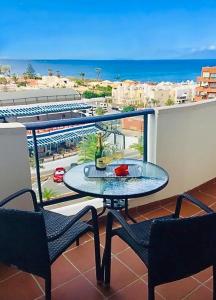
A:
[{"left": 1, "top": 0, "right": 216, "bottom": 60}]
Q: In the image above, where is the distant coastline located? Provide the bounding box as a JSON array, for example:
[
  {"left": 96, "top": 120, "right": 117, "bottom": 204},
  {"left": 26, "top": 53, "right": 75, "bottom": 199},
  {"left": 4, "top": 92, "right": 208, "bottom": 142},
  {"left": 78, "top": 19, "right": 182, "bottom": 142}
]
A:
[{"left": 1, "top": 59, "right": 216, "bottom": 82}]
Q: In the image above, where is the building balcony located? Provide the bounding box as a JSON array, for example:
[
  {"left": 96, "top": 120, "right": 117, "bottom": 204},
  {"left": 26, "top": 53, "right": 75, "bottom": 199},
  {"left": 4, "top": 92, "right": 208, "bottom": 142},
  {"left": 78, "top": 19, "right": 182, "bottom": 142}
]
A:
[
  {"left": 1, "top": 99, "right": 216, "bottom": 299},
  {"left": 197, "top": 76, "right": 216, "bottom": 83}
]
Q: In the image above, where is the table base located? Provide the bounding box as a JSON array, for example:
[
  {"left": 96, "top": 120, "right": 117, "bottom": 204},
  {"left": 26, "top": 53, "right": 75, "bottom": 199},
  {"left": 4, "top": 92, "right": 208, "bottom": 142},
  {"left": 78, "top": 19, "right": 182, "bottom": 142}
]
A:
[{"left": 97, "top": 198, "right": 137, "bottom": 223}]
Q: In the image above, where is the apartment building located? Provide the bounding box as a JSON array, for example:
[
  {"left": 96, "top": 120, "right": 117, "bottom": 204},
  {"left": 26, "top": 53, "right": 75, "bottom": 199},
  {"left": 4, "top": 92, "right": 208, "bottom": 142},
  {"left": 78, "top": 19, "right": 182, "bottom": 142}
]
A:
[
  {"left": 195, "top": 66, "right": 216, "bottom": 101},
  {"left": 112, "top": 81, "right": 195, "bottom": 107}
]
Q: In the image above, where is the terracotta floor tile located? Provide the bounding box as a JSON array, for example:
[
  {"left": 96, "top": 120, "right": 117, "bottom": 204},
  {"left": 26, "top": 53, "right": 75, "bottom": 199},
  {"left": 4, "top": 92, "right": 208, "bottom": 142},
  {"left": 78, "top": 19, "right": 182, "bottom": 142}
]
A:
[
  {"left": 64, "top": 239, "right": 102, "bottom": 273},
  {"left": 0, "top": 263, "right": 20, "bottom": 282},
  {"left": 51, "top": 275, "right": 103, "bottom": 300},
  {"left": 100, "top": 234, "right": 129, "bottom": 255},
  {"left": 164, "top": 200, "right": 201, "bottom": 217},
  {"left": 204, "top": 277, "right": 213, "bottom": 291},
  {"left": 85, "top": 257, "right": 138, "bottom": 297},
  {"left": 189, "top": 190, "right": 216, "bottom": 207},
  {"left": 192, "top": 267, "right": 212, "bottom": 283},
  {"left": 137, "top": 203, "right": 160, "bottom": 215},
  {"left": 0, "top": 272, "right": 43, "bottom": 300},
  {"left": 116, "top": 248, "right": 147, "bottom": 277},
  {"left": 35, "top": 255, "right": 80, "bottom": 290},
  {"left": 200, "top": 181, "right": 216, "bottom": 198},
  {"left": 142, "top": 207, "right": 172, "bottom": 219},
  {"left": 184, "top": 285, "right": 212, "bottom": 300},
  {"left": 108, "top": 279, "right": 163, "bottom": 300},
  {"left": 65, "top": 232, "right": 93, "bottom": 251},
  {"left": 155, "top": 276, "right": 199, "bottom": 300}
]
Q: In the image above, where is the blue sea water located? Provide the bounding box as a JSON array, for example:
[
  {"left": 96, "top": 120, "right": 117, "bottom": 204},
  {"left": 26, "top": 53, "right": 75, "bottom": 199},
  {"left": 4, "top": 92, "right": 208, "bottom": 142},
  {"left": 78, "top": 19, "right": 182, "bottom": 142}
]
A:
[{"left": 1, "top": 59, "right": 216, "bottom": 82}]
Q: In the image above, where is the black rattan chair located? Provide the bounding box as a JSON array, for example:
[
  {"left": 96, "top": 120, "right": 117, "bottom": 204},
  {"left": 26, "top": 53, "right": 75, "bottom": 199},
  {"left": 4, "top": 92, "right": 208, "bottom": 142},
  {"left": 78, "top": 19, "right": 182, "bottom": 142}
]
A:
[
  {"left": 102, "top": 193, "right": 216, "bottom": 300},
  {"left": 0, "top": 189, "right": 102, "bottom": 300}
]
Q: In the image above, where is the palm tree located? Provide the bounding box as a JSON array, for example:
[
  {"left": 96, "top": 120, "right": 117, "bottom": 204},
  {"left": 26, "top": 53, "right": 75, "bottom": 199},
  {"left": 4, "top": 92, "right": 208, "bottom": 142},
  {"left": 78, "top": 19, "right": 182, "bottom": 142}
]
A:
[
  {"left": 48, "top": 69, "right": 53, "bottom": 76},
  {"left": 151, "top": 99, "right": 160, "bottom": 107},
  {"left": 42, "top": 188, "right": 58, "bottom": 201},
  {"left": 115, "top": 74, "right": 121, "bottom": 81},
  {"left": 95, "top": 107, "right": 105, "bottom": 115},
  {"left": 165, "top": 97, "right": 175, "bottom": 106},
  {"left": 0, "top": 65, "right": 11, "bottom": 76},
  {"left": 130, "top": 137, "right": 144, "bottom": 157},
  {"left": 79, "top": 72, "right": 85, "bottom": 81},
  {"left": 95, "top": 68, "right": 102, "bottom": 81},
  {"left": 78, "top": 134, "right": 98, "bottom": 163}
]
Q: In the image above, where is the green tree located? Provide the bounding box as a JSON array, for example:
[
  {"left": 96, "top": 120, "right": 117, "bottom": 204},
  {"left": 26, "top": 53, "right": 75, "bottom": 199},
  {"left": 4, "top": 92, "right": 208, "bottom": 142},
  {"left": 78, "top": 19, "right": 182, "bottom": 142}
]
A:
[
  {"left": 75, "top": 79, "right": 85, "bottom": 86},
  {"left": 24, "top": 64, "right": 36, "bottom": 79},
  {"left": 122, "top": 105, "right": 135, "bottom": 112},
  {"left": 42, "top": 188, "right": 58, "bottom": 201},
  {"left": 12, "top": 73, "right": 18, "bottom": 83},
  {"left": 165, "top": 98, "right": 175, "bottom": 106},
  {"left": 0, "top": 77, "right": 8, "bottom": 85},
  {"left": 95, "top": 107, "right": 105, "bottom": 115},
  {"left": 82, "top": 90, "right": 98, "bottom": 99},
  {"left": 130, "top": 137, "right": 144, "bottom": 157}
]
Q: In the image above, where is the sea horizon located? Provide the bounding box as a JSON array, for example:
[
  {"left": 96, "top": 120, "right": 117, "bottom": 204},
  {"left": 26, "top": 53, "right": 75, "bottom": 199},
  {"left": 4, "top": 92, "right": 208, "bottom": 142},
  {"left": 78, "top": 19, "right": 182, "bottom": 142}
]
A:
[{"left": 1, "top": 58, "right": 216, "bottom": 83}]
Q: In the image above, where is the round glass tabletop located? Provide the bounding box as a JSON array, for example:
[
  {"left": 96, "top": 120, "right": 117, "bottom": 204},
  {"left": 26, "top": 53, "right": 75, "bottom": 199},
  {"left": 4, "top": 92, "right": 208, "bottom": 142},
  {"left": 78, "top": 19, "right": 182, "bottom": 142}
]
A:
[{"left": 64, "top": 159, "right": 169, "bottom": 199}]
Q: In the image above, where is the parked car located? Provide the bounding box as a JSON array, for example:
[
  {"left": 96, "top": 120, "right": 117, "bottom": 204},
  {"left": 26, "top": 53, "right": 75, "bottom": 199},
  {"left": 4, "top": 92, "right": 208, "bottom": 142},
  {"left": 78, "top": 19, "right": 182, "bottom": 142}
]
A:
[{"left": 53, "top": 167, "right": 66, "bottom": 183}]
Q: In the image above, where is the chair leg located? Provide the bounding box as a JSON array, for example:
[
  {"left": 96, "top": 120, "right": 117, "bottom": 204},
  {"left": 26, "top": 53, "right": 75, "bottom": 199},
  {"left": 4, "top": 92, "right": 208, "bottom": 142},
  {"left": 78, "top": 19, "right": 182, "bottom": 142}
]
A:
[
  {"left": 213, "top": 265, "right": 216, "bottom": 300},
  {"left": 102, "top": 216, "right": 113, "bottom": 287},
  {"left": 93, "top": 229, "right": 102, "bottom": 284},
  {"left": 45, "top": 274, "right": 51, "bottom": 300},
  {"left": 103, "top": 239, "right": 112, "bottom": 287},
  {"left": 148, "top": 279, "right": 155, "bottom": 300}
]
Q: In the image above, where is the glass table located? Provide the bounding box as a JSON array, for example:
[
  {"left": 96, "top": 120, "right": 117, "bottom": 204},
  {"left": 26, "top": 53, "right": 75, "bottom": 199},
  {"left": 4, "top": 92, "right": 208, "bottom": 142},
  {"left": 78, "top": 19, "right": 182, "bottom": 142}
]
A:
[{"left": 64, "top": 158, "right": 169, "bottom": 222}]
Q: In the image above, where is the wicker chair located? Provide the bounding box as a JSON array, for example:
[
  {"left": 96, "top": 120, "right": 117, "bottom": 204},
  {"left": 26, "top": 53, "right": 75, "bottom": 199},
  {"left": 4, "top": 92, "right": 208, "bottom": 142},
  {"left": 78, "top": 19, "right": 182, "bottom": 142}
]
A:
[
  {"left": 102, "top": 193, "right": 216, "bottom": 300},
  {"left": 0, "top": 189, "right": 102, "bottom": 300}
]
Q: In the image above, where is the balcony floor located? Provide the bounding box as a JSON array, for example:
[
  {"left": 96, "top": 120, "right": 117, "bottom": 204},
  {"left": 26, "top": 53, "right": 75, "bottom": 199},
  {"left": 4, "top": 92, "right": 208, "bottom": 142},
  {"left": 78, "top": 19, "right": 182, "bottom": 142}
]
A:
[{"left": 1, "top": 179, "right": 216, "bottom": 300}]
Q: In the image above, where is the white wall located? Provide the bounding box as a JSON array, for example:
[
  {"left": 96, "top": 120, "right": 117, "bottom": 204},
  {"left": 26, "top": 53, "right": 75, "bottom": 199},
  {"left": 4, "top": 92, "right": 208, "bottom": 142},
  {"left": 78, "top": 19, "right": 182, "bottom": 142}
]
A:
[
  {"left": 0, "top": 123, "right": 33, "bottom": 210},
  {"left": 131, "top": 99, "right": 216, "bottom": 207}
]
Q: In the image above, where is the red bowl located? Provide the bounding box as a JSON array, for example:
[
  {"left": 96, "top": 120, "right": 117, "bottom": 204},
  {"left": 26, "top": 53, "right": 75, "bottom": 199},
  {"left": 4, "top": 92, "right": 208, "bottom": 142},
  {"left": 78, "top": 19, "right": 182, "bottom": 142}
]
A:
[{"left": 114, "top": 165, "right": 129, "bottom": 176}]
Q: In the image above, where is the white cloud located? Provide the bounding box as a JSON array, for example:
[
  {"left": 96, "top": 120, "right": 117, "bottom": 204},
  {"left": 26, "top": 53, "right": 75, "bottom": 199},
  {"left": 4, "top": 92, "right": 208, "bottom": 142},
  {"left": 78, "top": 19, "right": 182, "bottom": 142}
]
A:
[{"left": 191, "top": 45, "right": 216, "bottom": 53}]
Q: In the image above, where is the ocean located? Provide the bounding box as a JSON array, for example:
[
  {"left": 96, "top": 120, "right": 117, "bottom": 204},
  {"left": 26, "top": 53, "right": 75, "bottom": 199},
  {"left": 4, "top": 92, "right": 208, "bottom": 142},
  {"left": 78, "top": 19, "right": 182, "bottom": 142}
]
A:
[{"left": 0, "top": 59, "right": 216, "bottom": 82}]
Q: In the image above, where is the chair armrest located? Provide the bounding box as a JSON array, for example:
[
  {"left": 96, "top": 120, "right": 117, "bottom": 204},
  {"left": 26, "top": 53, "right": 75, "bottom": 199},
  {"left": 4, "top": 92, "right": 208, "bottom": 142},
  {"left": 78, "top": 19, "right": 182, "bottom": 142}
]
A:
[
  {"left": 107, "top": 210, "right": 149, "bottom": 247},
  {"left": 0, "top": 189, "right": 39, "bottom": 211},
  {"left": 47, "top": 205, "right": 98, "bottom": 242},
  {"left": 174, "top": 193, "right": 214, "bottom": 218}
]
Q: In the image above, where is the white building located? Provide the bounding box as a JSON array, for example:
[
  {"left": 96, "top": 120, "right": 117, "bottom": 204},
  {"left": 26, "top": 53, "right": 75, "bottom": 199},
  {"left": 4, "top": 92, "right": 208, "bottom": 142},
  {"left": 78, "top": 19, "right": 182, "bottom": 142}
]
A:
[{"left": 112, "top": 81, "right": 197, "bottom": 107}]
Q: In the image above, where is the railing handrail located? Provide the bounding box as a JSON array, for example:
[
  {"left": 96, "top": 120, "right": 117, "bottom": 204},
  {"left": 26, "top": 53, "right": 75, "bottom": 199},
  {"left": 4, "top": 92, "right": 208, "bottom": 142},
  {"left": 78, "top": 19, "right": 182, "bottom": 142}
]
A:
[
  {"left": 0, "top": 93, "right": 80, "bottom": 102},
  {"left": 24, "top": 108, "right": 155, "bottom": 130}
]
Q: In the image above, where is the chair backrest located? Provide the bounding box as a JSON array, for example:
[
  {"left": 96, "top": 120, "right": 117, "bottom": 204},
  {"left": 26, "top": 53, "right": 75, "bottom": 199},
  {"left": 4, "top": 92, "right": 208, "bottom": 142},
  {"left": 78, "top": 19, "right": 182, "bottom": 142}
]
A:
[
  {"left": 0, "top": 208, "right": 50, "bottom": 278},
  {"left": 149, "top": 213, "right": 216, "bottom": 286}
]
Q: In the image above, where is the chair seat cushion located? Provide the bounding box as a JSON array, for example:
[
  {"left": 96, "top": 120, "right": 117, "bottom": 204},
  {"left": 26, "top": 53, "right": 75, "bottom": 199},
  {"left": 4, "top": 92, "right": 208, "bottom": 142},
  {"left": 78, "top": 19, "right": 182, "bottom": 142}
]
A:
[
  {"left": 42, "top": 210, "right": 91, "bottom": 262},
  {"left": 114, "top": 215, "right": 173, "bottom": 266}
]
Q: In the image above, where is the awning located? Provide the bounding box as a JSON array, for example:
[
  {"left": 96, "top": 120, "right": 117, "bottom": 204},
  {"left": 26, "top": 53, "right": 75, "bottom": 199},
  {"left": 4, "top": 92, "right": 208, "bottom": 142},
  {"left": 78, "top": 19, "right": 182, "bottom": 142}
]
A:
[
  {"left": 0, "top": 102, "right": 91, "bottom": 118},
  {"left": 27, "top": 124, "right": 101, "bottom": 149}
]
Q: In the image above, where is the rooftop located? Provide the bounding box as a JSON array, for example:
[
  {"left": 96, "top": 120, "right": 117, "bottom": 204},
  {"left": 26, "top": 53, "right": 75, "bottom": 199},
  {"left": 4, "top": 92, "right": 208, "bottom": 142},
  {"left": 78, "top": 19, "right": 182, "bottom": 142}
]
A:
[
  {"left": 0, "top": 179, "right": 215, "bottom": 300},
  {"left": 0, "top": 88, "right": 80, "bottom": 101}
]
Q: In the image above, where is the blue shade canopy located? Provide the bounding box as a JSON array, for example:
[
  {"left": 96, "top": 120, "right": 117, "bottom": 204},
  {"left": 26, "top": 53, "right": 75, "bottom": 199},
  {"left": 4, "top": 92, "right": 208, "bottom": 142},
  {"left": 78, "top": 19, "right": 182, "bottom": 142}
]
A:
[
  {"left": 27, "top": 125, "right": 101, "bottom": 149},
  {"left": 0, "top": 103, "right": 91, "bottom": 118}
]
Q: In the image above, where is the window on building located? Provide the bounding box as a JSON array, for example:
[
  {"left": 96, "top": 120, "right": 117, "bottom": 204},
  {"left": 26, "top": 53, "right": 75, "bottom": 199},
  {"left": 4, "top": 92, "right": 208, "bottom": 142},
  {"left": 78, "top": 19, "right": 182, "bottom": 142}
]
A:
[{"left": 203, "top": 72, "right": 210, "bottom": 78}]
